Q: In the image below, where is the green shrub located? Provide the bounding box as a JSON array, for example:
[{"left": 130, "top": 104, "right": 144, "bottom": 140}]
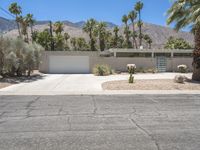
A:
[
  {"left": 0, "top": 37, "right": 44, "bottom": 77},
  {"left": 127, "top": 64, "right": 136, "bottom": 84},
  {"left": 93, "top": 64, "right": 113, "bottom": 76}
]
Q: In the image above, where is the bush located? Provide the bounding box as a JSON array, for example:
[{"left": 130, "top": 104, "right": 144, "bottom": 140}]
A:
[
  {"left": 164, "top": 36, "right": 192, "bottom": 49},
  {"left": 127, "top": 64, "right": 136, "bottom": 84},
  {"left": 177, "top": 65, "right": 187, "bottom": 73},
  {"left": 174, "top": 75, "right": 185, "bottom": 83},
  {"left": 127, "top": 64, "right": 136, "bottom": 74},
  {"left": 0, "top": 37, "right": 44, "bottom": 77},
  {"left": 93, "top": 64, "right": 113, "bottom": 76}
]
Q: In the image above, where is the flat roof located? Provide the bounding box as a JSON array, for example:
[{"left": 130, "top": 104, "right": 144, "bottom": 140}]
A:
[{"left": 109, "top": 49, "right": 193, "bottom": 53}]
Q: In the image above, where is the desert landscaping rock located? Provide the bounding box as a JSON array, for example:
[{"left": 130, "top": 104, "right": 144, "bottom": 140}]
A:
[{"left": 102, "top": 79, "right": 200, "bottom": 90}]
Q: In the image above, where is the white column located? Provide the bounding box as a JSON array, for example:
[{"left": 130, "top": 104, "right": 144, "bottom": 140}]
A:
[
  {"left": 152, "top": 52, "right": 154, "bottom": 58},
  {"left": 114, "top": 52, "right": 117, "bottom": 57}
]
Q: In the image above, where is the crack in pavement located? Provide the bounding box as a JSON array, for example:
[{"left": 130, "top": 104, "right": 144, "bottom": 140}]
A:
[
  {"left": 68, "top": 116, "right": 71, "bottom": 131},
  {"left": 25, "top": 96, "right": 40, "bottom": 118},
  {"left": 129, "top": 107, "right": 160, "bottom": 150},
  {"left": 0, "top": 127, "right": 140, "bottom": 134},
  {"left": 144, "top": 96, "right": 159, "bottom": 103},
  {"left": 0, "top": 112, "right": 6, "bottom": 119},
  {"left": 129, "top": 118, "right": 161, "bottom": 150},
  {"left": 58, "top": 107, "right": 63, "bottom": 115},
  {"left": 92, "top": 96, "right": 97, "bottom": 115},
  {"left": 0, "top": 103, "right": 9, "bottom": 108},
  {"left": 0, "top": 113, "right": 132, "bottom": 119},
  {"left": 0, "top": 121, "right": 6, "bottom": 125}
]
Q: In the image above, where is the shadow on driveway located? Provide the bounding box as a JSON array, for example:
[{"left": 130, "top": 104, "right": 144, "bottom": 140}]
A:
[{"left": 0, "top": 74, "right": 46, "bottom": 84}]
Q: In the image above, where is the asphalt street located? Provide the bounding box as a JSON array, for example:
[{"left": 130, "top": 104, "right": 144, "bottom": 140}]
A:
[{"left": 0, "top": 95, "right": 200, "bottom": 150}]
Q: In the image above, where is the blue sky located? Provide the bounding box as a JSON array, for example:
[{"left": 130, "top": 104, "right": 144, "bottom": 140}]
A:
[{"left": 0, "top": 0, "right": 172, "bottom": 26}]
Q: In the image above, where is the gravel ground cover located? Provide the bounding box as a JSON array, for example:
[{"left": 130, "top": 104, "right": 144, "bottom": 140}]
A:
[{"left": 102, "top": 79, "right": 200, "bottom": 90}]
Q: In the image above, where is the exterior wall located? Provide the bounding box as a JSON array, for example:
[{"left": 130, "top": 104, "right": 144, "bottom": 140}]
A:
[
  {"left": 90, "top": 57, "right": 156, "bottom": 72},
  {"left": 39, "top": 51, "right": 98, "bottom": 73},
  {"left": 39, "top": 51, "right": 193, "bottom": 73},
  {"left": 39, "top": 51, "right": 49, "bottom": 73},
  {"left": 166, "top": 57, "right": 193, "bottom": 72}
]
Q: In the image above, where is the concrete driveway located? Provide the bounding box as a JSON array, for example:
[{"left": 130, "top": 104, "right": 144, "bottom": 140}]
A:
[
  {"left": 0, "top": 73, "right": 194, "bottom": 95},
  {"left": 0, "top": 95, "right": 200, "bottom": 150}
]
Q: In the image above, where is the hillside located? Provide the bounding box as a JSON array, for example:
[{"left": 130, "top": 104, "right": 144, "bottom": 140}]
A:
[
  {"left": 0, "top": 17, "right": 16, "bottom": 33},
  {"left": 0, "top": 17, "right": 194, "bottom": 48}
]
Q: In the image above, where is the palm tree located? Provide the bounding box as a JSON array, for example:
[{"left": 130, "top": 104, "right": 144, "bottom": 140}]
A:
[
  {"left": 97, "top": 22, "right": 107, "bottom": 51},
  {"left": 104, "top": 31, "right": 113, "bottom": 49},
  {"left": 113, "top": 26, "right": 119, "bottom": 48},
  {"left": 70, "top": 37, "right": 77, "bottom": 50},
  {"left": 9, "top": 3, "right": 22, "bottom": 37},
  {"left": 64, "top": 33, "right": 70, "bottom": 41},
  {"left": 54, "top": 34, "right": 64, "bottom": 50},
  {"left": 128, "top": 10, "right": 138, "bottom": 48},
  {"left": 167, "top": 0, "right": 200, "bottom": 81},
  {"left": 122, "top": 15, "right": 131, "bottom": 48},
  {"left": 63, "top": 33, "right": 70, "bottom": 50},
  {"left": 144, "top": 34, "right": 152, "bottom": 49},
  {"left": 20, "top": 16, "right": 29, "bottom": 42},
  {"left": 76, "top": 37, "right": 88, "bottom": 51},
  {"left": 83, "top": 19, "right": 97, "bottom": 51},
  {"left": 53, "top": 21, "right": 64, "bottom": 35},
  {"left": 25, "top": 14, "right": 35, "bottom": 40},
  {"left": 118, "top": 35, "right": 124, "bottom": 48},
  {"left": 135, "top": 1, "right": 143, "bottom": 48}
]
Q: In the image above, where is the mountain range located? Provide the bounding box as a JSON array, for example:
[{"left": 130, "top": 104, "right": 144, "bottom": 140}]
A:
[{"left": 0, "top": 17, "right": 194, "bottom": 48}]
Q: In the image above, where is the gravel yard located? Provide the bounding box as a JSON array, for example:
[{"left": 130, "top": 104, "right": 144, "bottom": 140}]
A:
[
  {"left": 0, "top": 82, "right": 13, "bottom": 89},
  {"left": 102, "top": 79, "right": 200, "bottom": 90}
]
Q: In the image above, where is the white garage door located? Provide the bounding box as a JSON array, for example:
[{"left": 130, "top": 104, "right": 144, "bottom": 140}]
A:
[{"left": 49, "top": 56, "right": 90, "bottom": 74}]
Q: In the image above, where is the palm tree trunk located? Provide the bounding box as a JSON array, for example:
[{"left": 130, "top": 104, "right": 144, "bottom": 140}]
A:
[
  {"left": 149, "top": 43, "right": 151, "bottom": 49},
  {"left": 139, "top": 10, "right": 142, "bottom": 47},
  {"left": 26, "top": 27, "right": 29, "bottom": 43},
  {"left": 31, "top": 25, "right": 34, "bottom": 42},
  {"left": 0, "top": 50, "right": 4, "bottom": 76},
  {"left": 89, "top": 31, "right": 93, "bottom": 51},
  {"left": 26, "top": 33, "right": 29, "bottom": 43},
  {"left": 125, "top": 24, "right": 129, "bottom": 48},
  {"left": 192, "top": 26, "right": 200, "bottom": 81},
  {"left": 16, "top": 15, "right": 21, "bottom": 37},
  {"left": 132, "top": 24, "right": 138, "bottom": 49}
]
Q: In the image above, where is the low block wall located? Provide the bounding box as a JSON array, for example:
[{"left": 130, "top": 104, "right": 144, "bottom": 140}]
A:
[
  {"left": 166, "top": 58, "right": 193, "bottom": 72},
  {"left": 39, "top": 51, "right": 193, "bottom": 73},
  {"left": 90, "top": 57, "right": 156, "bottom": 72}
]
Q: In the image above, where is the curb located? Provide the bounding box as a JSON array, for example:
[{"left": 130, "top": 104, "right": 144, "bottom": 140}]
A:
[{"left": 0, "top": 90, "right": 200, "bottom": 95}]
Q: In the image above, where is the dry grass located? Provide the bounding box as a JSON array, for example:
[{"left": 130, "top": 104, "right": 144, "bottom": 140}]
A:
[{"left": 102, "top": 79, "right": 200, "bottom": 90}]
